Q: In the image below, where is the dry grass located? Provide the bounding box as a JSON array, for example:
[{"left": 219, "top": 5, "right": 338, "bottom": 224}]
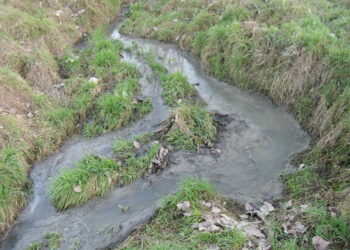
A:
[{"left": 0, "top": 0, "right": 122, "bottom": 236}]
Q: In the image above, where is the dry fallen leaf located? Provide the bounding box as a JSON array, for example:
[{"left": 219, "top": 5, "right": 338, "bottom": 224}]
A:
[
  {"left": 312, "top": 236, "right": 331, "bottom": 250},
  {"left": 177, "top": 201, "right": 191, "bottom": 212},
  {"left": 73, "top": 185, "right": 82, "bottom": 193}
]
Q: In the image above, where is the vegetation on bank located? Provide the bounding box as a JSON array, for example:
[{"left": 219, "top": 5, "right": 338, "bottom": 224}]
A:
[
  {"left": 0, "top": 0, "right": 123, "bottom": 235},
  {"left": 49, "top": 138, "right": 161, "bottom": 211},
  {"left": 121, "top": 0, "right": 350, "bottom": 248},
  {"left": 122, "top": 0, "right": 350, "bottom": 173},
  {"left": 120, "top": 178, "right": 247, "bottom": 249}
]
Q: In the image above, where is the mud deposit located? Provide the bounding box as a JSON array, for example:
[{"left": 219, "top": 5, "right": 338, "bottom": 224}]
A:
[{"left": 0, "top": 23, "right": 309, "bottom": 249}]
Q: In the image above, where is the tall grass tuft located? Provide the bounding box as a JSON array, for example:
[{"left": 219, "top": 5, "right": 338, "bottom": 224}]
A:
[
  {"left": 165, "top": 103, "right": 216, "bottom": 151},
  {"left": 49, "top": 140, "right": 161, "bottom": 210},
  {"left": 49, "top": 155, "right": 119, "bottom": 211},
  {"left": 145, "top": 52, "right": 195, "bottom": 106}
]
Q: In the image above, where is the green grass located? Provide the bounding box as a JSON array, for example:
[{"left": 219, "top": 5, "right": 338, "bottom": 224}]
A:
[
  {"left": 165, "top": 103, "right": 216, "bottom": 151},
  {"left": 114, "top": 139, "right": 161, "bottom": 184},
  {"left": 120, "top": 179, "right": 247, "bottom": 249},
  {"left": 27, "top": 231, "right": 62, "bottom": 250},
  {"left": 0, "top": 148, "right": 28, "bottom": 233},
  {"left": 159, "top": 72, "right": 195, "bottom": 106},
  {"left": 49, "top": 138, "right": 161, "bottom": 211},
  {"left": 49, "top": 155, "right": 120, "bottom": 211},
  {"left": 84, "top": 77, "right": 152, "bottom": 137},
  {"left": 143, "top": 52, "right": 195, "bottom": 106}
]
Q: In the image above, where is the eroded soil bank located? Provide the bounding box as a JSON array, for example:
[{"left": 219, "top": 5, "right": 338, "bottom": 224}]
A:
[{"left": 0, "top": 19, "right": 309, "bottom": 249}]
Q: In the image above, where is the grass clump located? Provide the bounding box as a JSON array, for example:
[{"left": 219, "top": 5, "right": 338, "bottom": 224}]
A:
[
  {"left": 0, "top": 148, "right": 28, "bottom": 233},
  {"left": 49, "top": 155, "right": 119, "bottom": 211},
  {"left": 120, "top": 178, "right": 247, "bottom": 249},
  {"left": 165, "top": 103, "right": 216, "bottom": 151},
  {"left": 84, "top": 77, "right": 152, "bottom": 137},
  {"left": 49, "top": 138, "right": 161, "bottom": 211},
  {"left": 160, "top": 72, "right": 195, "bottom": 107},
  {"left": 144, "top": 52, "right": 195, "bottom": 106}
]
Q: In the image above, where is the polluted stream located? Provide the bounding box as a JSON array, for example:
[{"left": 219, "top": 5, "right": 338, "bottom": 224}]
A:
[{"left": 1, "top": 23, "right": 310, "bottom": 249}]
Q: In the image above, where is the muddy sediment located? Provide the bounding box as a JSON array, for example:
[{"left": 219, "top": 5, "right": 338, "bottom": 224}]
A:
[{"left": 0, "top": 22, "right": 309, "bottom": 250}]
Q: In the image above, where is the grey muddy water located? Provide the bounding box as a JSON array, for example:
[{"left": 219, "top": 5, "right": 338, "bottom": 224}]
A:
[{"left": 1, "top": 23, "right": 310, "bottom": 249}]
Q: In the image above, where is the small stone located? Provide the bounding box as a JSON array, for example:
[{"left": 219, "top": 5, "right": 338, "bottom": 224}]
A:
[
  {"left": 263, "top": 201, "right": 275, "bottom": 212},
  {"left": 245, "top": 203, "right": 255, "bottom": 212},
  {"left": 211, "top": 206, "right": 221, "bottom": 214},
  {"left": 240, "top": 214, "right": 249, "bottom": 219},
  {"left": 133, "top": 141, "right": 141, "bottom": 149},
  {"left": 299, "top": 164, "right": 306, "bottom": 170},
  {"left": 27, "top": 112, "right": 33, "bottom": 118},
  {"left": 312, "top": 236, "right": 331, "bottom": 250}
]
